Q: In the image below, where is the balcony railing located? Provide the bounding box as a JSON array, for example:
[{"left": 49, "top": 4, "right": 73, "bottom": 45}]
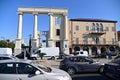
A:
[
  {"left": 72, "top": 40, "right": 117, "bottom": 45},
  {"left": 88, "top": 30, "right": 106, "bottom": 35}
]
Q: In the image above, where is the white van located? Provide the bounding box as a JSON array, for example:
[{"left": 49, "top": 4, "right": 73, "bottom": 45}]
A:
[
  {"left": 76, "top": 50, "right": 88, "bottom": 56},
  {"left": 0, "top": 48, "right": 12, "bottom": 56}
]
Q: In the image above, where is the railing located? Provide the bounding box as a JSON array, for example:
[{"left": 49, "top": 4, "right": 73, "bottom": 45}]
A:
[
  {"left": 72, "top": 40, "right": 117, "bottom": 45},
  {"left": 88, "top": 30, "right": 106, "bottom": 35}
]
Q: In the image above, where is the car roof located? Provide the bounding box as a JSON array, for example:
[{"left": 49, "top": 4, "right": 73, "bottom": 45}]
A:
[
  {"left": 66, "top": 56, "right": 88, "bottom": 58},
  {"left": 0, "top": 59, "right": 32, "bottom": 64}
]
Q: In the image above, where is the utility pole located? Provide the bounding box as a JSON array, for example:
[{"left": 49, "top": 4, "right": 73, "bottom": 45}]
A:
[{"left": 29, "top": 34, "right": 32, "bottom": 53}]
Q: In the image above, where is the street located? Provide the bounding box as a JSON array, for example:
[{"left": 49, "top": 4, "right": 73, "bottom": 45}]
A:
[
  {"left": 36, "top": 58, "right": 113, "bottom": 80},
  {"left": 71, "top": 73, "right": 111, "bottom": 80}
]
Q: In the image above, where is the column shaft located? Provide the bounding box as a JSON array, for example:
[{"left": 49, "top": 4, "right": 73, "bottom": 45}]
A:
[
  {"left": 64, "top": 15, "right": 68, "bottom": 40},
  {"left": 33, "top": 13, "right": 38, "bottom": 39},
  {"left": 49, "top": 13, "right": 53, "bottom": 40},
  {"left": 17, "top": 13, "right": 23, "bottom": 39}
]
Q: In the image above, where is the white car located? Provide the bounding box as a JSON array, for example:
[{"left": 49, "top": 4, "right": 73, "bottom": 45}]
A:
[
  {"left": 0, "top": 56, "right": 19, "bottom": 60},
  {"left": 0, "top": 60, "right": 71, "bottom": 80}
]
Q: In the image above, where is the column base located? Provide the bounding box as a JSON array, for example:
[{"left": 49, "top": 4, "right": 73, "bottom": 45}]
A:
[
  {"left": 31, "top": 39, "right": 38, "bottom": 53},
  {"left": 48, "top": 39, "right": 55, "bottom": 47},
  {"left": 14, "top": 39, "right": 22, "bottom": 55},
  {"left": 62, "top": 40, "right": 69, "bottom": 55}
]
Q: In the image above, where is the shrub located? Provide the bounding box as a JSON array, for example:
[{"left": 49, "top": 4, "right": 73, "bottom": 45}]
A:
[{"left": 38, "top": 52, "right": 46, "bottom": 59}]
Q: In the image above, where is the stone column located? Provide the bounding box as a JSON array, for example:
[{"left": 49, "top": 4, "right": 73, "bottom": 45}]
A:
[
  {"left": 62, "top": 13, "right": 69, "bottom": 54},
  {"left": 31, "top": 12, "right": 38, "bottom": 53},
  {"left": 14, "top": 12, "right": 23, "bottom": 54},
  {"left": 33, "top": 12, "right": 38, "bottom": 40},
  {"left": 48, "top": 13, "right": 55, "bottom": 47},
  {"left": 64, "top": 13, "right": 69, "bottom": 40},
  {"left": 17, "top": 12, "right": 23, "bottom": 39},
  {"left": 89, "top": 47, "right": 92, "bottom": 56}
]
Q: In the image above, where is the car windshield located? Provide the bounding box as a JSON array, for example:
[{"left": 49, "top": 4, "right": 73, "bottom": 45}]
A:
[{"left": 30, "top": 61, "right": 52, "bottom": 72}]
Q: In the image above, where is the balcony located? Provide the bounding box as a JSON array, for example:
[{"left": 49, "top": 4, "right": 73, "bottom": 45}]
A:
[
  {"left": 72, "top": 40, "right": 117, "bottom": 46},
  {"left": 88, "top": 30, "right": 106, "bottom": 35}
]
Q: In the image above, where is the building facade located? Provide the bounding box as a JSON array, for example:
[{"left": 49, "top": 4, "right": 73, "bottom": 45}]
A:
[{"left": 68, "top": 18, "right": 118, "bottom": 57}]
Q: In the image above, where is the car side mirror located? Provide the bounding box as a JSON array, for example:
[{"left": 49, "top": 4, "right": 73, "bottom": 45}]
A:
[{"left": 35, "top": 70, "right": 41, "bottom": 75}]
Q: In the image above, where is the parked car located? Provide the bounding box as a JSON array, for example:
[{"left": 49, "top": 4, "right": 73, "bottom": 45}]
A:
[
  {"left": 75, "top": 50, "right": 89, "bottom": 56},
  {"left": 0, "top": 55, "right": 19, "bottom": 60},
  {"left": 59, "top": 56, "right": 104, "bottom": 75},
  {"left": 0, "top": 59, "right": 72, "bottom": 80},
  {"left": 100, "top": 52, "right": 107, "bottom": 58},
  {"left": 103, "top": 59, "right": 120, "bottom": 80},
  {"left": 114, "top": 56, "right": 120, "bottom": 60}
]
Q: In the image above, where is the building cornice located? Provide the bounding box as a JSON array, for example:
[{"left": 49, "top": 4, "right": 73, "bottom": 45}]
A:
[{"left": 70, "top": 18, "right": 117, "bottom": 23}]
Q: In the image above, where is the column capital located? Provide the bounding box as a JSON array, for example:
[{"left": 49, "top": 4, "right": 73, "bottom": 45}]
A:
[
  {"left": 17, "top": 11, "right": 23, "bottom": 15},
  {"left": 63, "top": 13, "right": 68, "bottom": 16},
  {"left": 48, "top": 12, "right": 54, "bottom": 16},
  {"left": 33, "top": 12, "right": 39, "bottom": 15}
]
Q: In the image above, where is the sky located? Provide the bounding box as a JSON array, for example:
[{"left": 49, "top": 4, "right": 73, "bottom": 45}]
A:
[{"left": 0, "top": 0, "right": 120, "bottom": 43}]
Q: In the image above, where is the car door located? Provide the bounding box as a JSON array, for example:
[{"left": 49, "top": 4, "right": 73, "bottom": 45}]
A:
[
  {"left": 82, "top": 57, "right": 99, "bottom": 72},
  {"left": 0, "top": 63, "right": 19, "bottom": 80},
  {"left": 73, "top": 57, "right": 84, "bottom": 72},
  {"left": 16, "top": 63, "right": 44, "bottom": 80}
]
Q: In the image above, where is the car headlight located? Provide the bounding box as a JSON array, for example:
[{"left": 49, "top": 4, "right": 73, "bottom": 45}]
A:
[{"left": 58, "top": 76, "right": 71, "bottom": 80}]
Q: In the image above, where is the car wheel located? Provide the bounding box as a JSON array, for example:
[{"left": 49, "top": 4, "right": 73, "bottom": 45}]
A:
[
  {"left": 99, "top": 66, "right": 104, "bottom": 73},
  {"left": 51, "top": 56, "right": 55, "bottom": 60},
  {"left": 67, "top": 67, "right": 76, "bottom": 75}
]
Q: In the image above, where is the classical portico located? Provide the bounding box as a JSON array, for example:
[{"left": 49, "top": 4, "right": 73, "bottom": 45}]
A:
[{"left": 14, "top": 7, "right": 69, "bottom": 54}]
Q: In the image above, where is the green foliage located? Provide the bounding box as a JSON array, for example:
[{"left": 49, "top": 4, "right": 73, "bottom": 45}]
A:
[
  {"left": 0, "top": 40, "right": 15, "bottom": 49},
  {"left": 72, "top": 52, "right": 79, "bottom": 56},
  {"left": 38, "top": 52, "right": 46, "bottom": 59},
  {"left": 0, "top": 40, "right": 6, "bottom": 47},
  {"left": 8, "top": 42, "right": 15, "bottom": 49}
]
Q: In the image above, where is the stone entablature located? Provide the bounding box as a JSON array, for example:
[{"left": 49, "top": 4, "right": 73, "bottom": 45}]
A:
[{"left": 18, "top": 7, "right": 68, "bottom": 14}]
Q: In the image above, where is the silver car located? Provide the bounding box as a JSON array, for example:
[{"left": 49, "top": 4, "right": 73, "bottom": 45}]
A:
[
  {"left": 0, "top": 60, "right": 71, "bottom": 80},
  {"left": 0, "top": 55, "right": 19, "bottom": 60}
]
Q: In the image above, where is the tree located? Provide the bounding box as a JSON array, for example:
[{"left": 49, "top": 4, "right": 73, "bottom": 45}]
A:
[
  {"left": 0, "top": 40, "right": 7, "bottom": 47},
  {"left": 72, "top": 52, "right": 79, "bottom": 56},
  {"left": 0, "top": 40, "right": 15, "bottom": 50},
  {"left": 38, "top": 52, "right": 46, "bottom": 60},
  {"left": 8, "top": 42, "right": 15, "bottom": 49}
]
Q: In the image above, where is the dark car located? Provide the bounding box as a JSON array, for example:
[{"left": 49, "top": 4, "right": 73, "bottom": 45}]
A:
[
  {"left": 103, "top": 59, "right": 120, "bottom": 80},
  {"left": 59, "top": 56, "right": 104, "bottom": 75},
  {"left": 114, "top": 56, "right": 120, "bottom": 60}
]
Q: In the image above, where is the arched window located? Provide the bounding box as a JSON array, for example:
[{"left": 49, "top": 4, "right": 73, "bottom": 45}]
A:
[
  {"left": 92, "top": 23, "right": 95, "bottom": 31},
  {"left": 96, "top": 23, "right": 99, "bottom": 32},
  {"left": 100, "top": 23, "right": 103, "bottom": 32}
]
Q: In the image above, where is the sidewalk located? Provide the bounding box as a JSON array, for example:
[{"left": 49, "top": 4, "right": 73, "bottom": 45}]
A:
[{"left": 93, "top": 58, "right": 112, "bottom": 63}]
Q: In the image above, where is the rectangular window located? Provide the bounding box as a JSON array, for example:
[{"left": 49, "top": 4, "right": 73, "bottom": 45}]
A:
[
  {"left": 106, "top": 27, "right": 109, "bottom": 31},
  {"left": 56, "top": 29, "right": 60, "bottom": 36},
  {"left": 103, "top": 38, "right": 106, "bottom": 44},
  {"left": 76, "top": 26, "right": 79, "bottom": 31},
  {"left": 86, "top": 26, "right": 89, "bottom": 31},
  {"left": 76, "top": 38, "right": 79, "bottom": 44},
  {"left": 84, "top": 37, "right": 88, "bottom": 44},
  {"left": 112, "top": 38, "right": 115, "bottom": 44},
  {"left": 112, "top": 27, "right": 115, "bottom": 31},
  {"left": 56, "top": 17, "right": 61, "bottom": 25}
]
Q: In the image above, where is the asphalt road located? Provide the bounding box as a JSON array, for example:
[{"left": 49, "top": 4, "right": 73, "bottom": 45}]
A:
[{"left": 71, "top": 73, "right": 111, "bottom": 80}]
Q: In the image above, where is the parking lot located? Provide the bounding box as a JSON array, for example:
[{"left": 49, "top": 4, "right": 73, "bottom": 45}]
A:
[
  {"left": 36, "top": 58, "right": 111, "bottom": 69},
  {"left": 36, "top": 58, "right": 112, "bottom": 80}
]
